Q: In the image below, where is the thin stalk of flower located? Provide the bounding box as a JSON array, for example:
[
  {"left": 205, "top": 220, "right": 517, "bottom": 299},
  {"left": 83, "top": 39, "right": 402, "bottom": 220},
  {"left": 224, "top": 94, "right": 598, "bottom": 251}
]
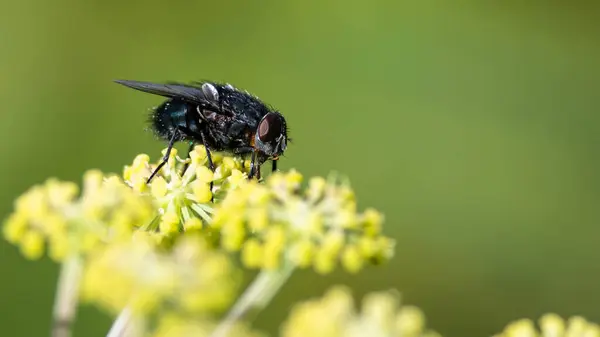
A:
[
  {"left": 210, "top": 261, "right": 295, "bottom": 337},
  {"left": 51, "top": 255, "right": 83, "bottom": 337},
  {"left": 107, "top": 306, "right": 145, "bottom": 337},
  {"left": 106, "top": 307, "right": 130, "bottom": 337}
]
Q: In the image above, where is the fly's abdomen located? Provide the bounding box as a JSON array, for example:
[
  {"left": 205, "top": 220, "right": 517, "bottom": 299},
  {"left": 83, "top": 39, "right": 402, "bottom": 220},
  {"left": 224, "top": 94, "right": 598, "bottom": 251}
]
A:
[{"left": 151, "top": 99, "right": 198, "bottom": 140}]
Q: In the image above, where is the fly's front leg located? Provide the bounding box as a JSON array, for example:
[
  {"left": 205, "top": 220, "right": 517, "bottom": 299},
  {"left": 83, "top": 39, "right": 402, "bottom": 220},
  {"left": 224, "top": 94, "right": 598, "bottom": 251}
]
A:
[
  {"left": 148, "top": 132, "right": 178, "bottom": 184},
  {"left": 199, "top": 131, "right": 214, "bottom": 172},
  {"left": 248, "top": 151, "right": 257, "bottom": 180}
]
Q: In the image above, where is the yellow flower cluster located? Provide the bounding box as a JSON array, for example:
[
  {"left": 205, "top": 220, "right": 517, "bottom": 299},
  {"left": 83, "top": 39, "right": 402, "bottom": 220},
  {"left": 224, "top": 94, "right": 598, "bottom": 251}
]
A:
[
  {"left": 2, "top": 146, "right": 400, "bottom": 337},
  {"left": 9, "top": 146, "right": 596, "bottom": 337},
  {"left": 123, "top": 145, "right": 250, "bottom": 238},
  {"left": 81, "top": 232, "right": 239, "bottom": 317},
  {"left": 212, "top": 171, "right": 394, "bottom": 273},
  {"left": 3, "top": 170, "right": 155, "bottom": 261},
  {"left": 494, "top": 314, "right": 600, "bottom": 337},
  {"left": 280, "top": 285, "right": 441, "bottom": 337},
  {"left": 152, "top": 314, "right": 265, "bottom": 337}
]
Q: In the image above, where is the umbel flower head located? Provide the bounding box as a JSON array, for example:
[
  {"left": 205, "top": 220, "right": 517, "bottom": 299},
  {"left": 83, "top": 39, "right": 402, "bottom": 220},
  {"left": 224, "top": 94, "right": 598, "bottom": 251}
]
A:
[
  {"left": 152, "top": 314, "right": 265, "bottom": 337},
  {"left": 123, "top": 145, "right": 250, "bottom": 238},
  {"left": 3, "top": 170, "right": 155, "bottom": 261},
  {"left": 280, "top": 285, "right": 441, "bottom": 337},
  {"left": 212, "top": 170, "right": 395, "bottom": 273},
  {"left": 493, "top": 314, "right": 600, "bottom": 337},
  {"left": 81, "top": 232, "right": 240, "bottom": 317}
]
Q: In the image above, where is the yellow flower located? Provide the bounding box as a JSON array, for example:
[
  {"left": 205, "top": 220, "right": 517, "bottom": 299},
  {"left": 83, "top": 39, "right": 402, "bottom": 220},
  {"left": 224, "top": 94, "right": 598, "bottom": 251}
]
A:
[
  {"left": 4, "top": 146, "right": 398, "bottom": 336},
  {"left": 123, "top": 145, "right": 251, "bottom": 237},
  {"left": 212, "top": 171, "right": 394, "bottom": 272},
  {"left": 2, "top": 170, "right": 155, "bottom": 261},
  {"left": 494, "top": 314, "right": 600, "bottom": 337},
  {"left": 280, "top": 286, "right": 441, "bottom": 337},
  {"left": 81, "top": 232, "right": 240, "bottom": 316},
  {"left": 152, "top": 314, "right": 265, "bottom": 337}
]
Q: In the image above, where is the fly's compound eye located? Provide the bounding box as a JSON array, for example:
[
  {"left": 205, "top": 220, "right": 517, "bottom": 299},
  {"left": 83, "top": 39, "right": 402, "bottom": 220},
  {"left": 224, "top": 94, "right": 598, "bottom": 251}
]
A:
[{"left": 258, "top": 112, "right": 283, "bottom": 143}]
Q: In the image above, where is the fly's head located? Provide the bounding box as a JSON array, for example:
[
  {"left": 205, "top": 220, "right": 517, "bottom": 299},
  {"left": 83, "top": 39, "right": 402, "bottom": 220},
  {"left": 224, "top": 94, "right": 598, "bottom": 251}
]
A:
[{"left": 254, "top": 112, "right": 288, "bottom": 163}]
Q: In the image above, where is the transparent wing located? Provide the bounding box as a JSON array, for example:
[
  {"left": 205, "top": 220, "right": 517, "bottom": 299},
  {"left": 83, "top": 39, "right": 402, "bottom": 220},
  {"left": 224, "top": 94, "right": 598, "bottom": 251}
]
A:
[{"left": 114, "top": 79, "right": 218, "bottom": 106}]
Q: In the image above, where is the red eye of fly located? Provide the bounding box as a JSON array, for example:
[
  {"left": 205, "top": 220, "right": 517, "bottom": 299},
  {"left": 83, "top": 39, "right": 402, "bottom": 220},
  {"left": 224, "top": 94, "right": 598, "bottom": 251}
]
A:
[{"left": 258, "top": 113, "right": 282, "bottom": 142}]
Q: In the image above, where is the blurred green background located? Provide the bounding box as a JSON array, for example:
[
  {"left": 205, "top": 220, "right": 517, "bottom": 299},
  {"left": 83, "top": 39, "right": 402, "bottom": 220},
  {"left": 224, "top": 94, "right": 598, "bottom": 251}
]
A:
[{"left": 1, "top": 1, "right": 599, "bottom": 336}]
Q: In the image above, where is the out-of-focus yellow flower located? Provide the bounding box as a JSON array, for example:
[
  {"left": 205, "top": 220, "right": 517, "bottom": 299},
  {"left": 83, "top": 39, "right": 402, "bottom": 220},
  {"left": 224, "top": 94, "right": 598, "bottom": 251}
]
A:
[
  {"left": 123, "top": 145, "right": 250, "bottom": 237},
  {"left": 213, "top": 171, "right": 394, "bottom": 273},
  {"left": 280, "top": 285, "right": 441, "bottom": 337},
  {"left": 493, "top": 314, "right": 600, "bottom": 337},
  {"left": 81, "top": 232, "right": 240, "bottom": 316},
  {"left": 152, "top": 314, "right": 266, "bottom": 337},
  {"left": 2, "top": 170, "right": 156, "bottom": 261}
]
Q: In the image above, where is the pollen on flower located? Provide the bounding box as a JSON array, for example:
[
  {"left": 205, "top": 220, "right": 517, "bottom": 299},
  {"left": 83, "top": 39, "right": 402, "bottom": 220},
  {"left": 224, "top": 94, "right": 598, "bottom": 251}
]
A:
[
  {"left": 361, "top": 208, "right": 384, "bottom": 236},
  {"left": 183, "top": 217, "right": 203, "bottom": 231},
  {"left": 124, "top": 154, "right": 152, "bottom": 193},
  {"left": 313, "top": 248, "right": 336, "bottom": 274},
  {"left": 20, "top": 230, "right": 45, "bottom": 260},
  {"left": 340, "top": 245, "right": 362, "bottom": 273},
  {"left": 122, "top": 145, "right": 251, "bottom": 238},
  {"left": 3, "top": 212, "right": 27, "bottom": 244},
  {"left": 159, "top": 210, "right": 181, "bottom": 234},
  {"left": 281, "top": 286, "right": 440, "bottom": 337},
  {"left": 192, "top": 181, "right": 213, "bottom": 204},
  {"left": 539, "top": 313, "right": 565, "bottom": 335},
  {"left": 81, "top": 232, "right": 240, "bottom": 317},
  {"left": 151, "top": 177, "right": 169, "bottom": 198},
  {"left": 2, "top": 170, "right": 156, "bottom": 261},
  {"left": 289, "top": 239, "right": 314, "bottom": 268},
  {"left": 196, "top": 166, "right": 214, "bottom": 184},
  {"left": 248, "top": 208, "right": 269, "bottom": 231},
  {"left": 493, "top": 314, "right": 600, "bottom": 337},
  {"left": 221, "top": 219, "right": 246, "bottom": 252},
  {"left": 321, "top": 231, "right": 345, "bottom": 256},
  {"left": 223, "top": 169, "right": 248, "bottom": 191},
  {"left": 241, "top": 238, "right": 263, "bottom": 268},
  {"left": 306, "top": 177, "right": 326, "bottom": 202},
  {"left": 211, "top": 171, "right": 394, "bottom": 272}
]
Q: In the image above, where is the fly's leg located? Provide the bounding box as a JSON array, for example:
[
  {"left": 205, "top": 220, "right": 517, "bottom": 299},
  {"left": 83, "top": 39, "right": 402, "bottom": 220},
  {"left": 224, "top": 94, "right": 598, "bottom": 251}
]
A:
[
  {"left": 272, "top": 159, "right": 278, "bottom": 174},
  {"left": 248, "top": 151, "right": 257, "bottom": 179},
  {"left": 199, "top": 132, "right": 215, "bottom": 172},
  {"left": 147, "top": 132, "right": 178, "bottom": 184},
  {"left": 248, "top": 151, "right": 262, "bottom": 181}
]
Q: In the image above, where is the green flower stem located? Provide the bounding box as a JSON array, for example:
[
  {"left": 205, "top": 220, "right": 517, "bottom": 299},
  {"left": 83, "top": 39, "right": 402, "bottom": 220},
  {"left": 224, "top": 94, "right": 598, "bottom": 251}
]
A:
[
  {"left": 106, "top": 306, "right": 147, "bottom": 337},
  {"left": 210, "top": 261, "right": 296, "bottom": 337},
  {"left": 51, "top": 255, "right": 83, "bottom": 337},
  {"left": 106, "top": 307, "right": 130, "bottom": 337},
  {"left": 106, "top": 307, "right": 144, "bottom": 337}
]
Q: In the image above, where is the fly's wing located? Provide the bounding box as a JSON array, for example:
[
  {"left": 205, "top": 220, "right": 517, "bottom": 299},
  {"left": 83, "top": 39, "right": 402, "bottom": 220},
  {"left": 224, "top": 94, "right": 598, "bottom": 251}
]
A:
[{"left": 114, "top": 80, "right": 220, "bottom": 108}]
